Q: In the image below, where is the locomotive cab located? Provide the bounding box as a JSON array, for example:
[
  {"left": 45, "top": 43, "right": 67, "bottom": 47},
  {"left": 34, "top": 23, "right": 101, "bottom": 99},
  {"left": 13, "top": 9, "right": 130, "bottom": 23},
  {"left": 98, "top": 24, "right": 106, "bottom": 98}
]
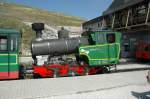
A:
[
  {"left": 79, "top": 31, "right": 121, "bottom": 66},
  {"left": 0, "top": 29, "right": 21, "bottom": 80}
]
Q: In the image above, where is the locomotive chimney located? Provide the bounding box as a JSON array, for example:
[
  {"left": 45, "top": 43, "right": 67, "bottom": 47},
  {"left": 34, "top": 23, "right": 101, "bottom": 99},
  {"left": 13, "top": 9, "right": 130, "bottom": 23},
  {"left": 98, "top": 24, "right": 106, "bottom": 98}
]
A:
[{"left": 32, "top": 23, "right": 44, "bottom": 40}]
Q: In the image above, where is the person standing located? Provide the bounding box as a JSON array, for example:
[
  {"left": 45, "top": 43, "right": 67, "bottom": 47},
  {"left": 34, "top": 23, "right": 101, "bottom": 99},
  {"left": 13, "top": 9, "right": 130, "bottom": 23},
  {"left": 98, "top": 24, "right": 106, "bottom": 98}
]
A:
[{"left": 147, "top": 71, "right": 150, "bottom": 83}]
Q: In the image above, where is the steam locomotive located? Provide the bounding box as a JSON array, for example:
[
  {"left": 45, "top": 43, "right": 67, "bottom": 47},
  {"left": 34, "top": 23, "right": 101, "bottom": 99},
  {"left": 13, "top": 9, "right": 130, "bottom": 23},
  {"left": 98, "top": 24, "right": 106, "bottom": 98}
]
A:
[
  {"left": 31, "top": 23, "right": 121, "bottom": 78},
  {"left": 0, "top": 23, "right": 121, "bottom": 80}
]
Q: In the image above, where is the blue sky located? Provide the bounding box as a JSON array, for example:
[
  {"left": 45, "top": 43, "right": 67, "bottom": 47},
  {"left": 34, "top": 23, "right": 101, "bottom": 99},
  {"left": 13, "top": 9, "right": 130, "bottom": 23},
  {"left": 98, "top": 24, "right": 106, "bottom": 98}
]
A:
[{"left": 7, "top": 0, "right": 112, "bottom": 20}]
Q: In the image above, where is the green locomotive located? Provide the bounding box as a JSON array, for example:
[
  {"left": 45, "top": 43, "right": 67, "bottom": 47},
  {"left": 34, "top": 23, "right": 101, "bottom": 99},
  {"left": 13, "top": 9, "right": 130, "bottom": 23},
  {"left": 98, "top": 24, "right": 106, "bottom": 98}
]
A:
[{"left": 79, "top": 31, "right": 121, "bottom": 66}]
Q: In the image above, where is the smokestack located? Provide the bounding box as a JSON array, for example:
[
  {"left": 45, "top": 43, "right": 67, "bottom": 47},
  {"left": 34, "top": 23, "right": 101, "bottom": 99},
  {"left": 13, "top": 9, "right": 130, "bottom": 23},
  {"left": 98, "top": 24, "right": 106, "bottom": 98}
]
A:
[{"left": 32, "top": 23, "right": 44, "bottom": 40}]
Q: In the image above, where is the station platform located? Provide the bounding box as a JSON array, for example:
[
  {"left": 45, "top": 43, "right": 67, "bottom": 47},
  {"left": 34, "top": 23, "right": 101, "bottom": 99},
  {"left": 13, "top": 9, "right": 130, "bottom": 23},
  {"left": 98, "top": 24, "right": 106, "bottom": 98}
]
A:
[
  {"left": 117, "top": 63, "right": 150, "bottom": 71},
  {"left": 0, "top": 67, "right": 149, "bottom": 99}
]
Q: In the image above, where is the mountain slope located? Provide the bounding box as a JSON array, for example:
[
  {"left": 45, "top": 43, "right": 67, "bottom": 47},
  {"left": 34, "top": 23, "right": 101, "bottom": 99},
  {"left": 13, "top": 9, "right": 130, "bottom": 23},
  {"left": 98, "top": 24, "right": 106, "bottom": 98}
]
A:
[
  {"left": 0, "top": 3, "right": 85, "bottom": 26},
  {"left": 0, "top": 3, "right": 85, "bottom": 56}
]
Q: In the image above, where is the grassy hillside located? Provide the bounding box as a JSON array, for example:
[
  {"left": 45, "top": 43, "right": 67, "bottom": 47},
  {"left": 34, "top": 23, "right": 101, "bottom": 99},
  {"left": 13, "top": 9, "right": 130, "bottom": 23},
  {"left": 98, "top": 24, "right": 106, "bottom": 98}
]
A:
[
  {"left": 0, "top": 3, "right": 85, "bottom": 56},
  {"left": 0, "top": 3, "right": 85, "bottom": 26}
]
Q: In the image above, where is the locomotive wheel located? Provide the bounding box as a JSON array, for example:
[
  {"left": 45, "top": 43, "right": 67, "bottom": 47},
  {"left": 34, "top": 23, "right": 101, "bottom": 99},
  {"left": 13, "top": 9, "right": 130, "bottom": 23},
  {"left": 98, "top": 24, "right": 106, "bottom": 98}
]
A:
[
  {"left": 102, "top": 67, "right": 110, "bottom": 74},
  {"left": 33, "top": 73, "right": 41, "bottom": 79},
  {"left": 84, "top": 67, "right": 89, "bottom": 75}
]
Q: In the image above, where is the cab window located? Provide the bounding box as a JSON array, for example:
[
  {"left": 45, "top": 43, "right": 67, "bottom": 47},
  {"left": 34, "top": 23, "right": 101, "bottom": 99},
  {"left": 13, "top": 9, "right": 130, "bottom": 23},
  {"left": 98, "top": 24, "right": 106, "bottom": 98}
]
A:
[
  {"left": 107, "top": 34, "right": 115, "bottom": 43},
  {"left": 89, "top": 34, "right": 96, "bottom": 45},
  {"left": 0, "top": 36, "right": 8, "bottom": 51},
  {"left": 10, "top": 35, "right": 18, "bottom": 52},
  {"left": 97, "top": 33, "right": 104, "bottom": 44}
]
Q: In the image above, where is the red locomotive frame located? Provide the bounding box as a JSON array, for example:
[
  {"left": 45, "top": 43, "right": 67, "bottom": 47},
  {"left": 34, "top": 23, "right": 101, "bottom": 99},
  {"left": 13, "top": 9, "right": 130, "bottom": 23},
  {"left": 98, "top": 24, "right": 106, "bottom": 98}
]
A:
[{"left": 33, "top": 64, "right": 104, "bottom": 78}]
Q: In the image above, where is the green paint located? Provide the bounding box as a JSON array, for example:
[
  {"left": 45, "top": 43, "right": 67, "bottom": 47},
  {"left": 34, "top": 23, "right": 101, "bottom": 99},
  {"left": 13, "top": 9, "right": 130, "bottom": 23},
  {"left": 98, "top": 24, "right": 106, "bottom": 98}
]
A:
[
  {"left": 0, "top": 29, "right": 20, "bottom": 34},
  {"left": 79, "top": 31, "right": 121, "bottom": 66},
  {"left": 0, "top": 65, "right": 18, "bottom": 72},
  {"left": 0, "top": 54, "right": 18, "bottom": 72},
  {"left": 0, "top": 28, "right": 21, "bottom": 73}
]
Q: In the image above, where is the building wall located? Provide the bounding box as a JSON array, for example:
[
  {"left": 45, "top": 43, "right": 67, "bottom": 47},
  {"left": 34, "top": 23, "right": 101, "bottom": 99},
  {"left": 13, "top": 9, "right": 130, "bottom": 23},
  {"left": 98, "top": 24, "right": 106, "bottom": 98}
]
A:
[
  {"left": 82, "top": 0, "right": 150, "bottom": 58},
  {"left": 82, "top": 20, "right": 104, "bottom": 31},
  {"left": 121, "top": 31, "right": 150, "bottom": 58}
]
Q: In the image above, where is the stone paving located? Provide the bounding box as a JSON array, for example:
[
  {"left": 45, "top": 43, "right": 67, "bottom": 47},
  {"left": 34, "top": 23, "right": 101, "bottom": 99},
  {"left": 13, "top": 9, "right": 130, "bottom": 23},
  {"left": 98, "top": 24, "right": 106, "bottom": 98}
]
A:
[{"left": 0, "top": 68, "right": 149, "bottom": 99}]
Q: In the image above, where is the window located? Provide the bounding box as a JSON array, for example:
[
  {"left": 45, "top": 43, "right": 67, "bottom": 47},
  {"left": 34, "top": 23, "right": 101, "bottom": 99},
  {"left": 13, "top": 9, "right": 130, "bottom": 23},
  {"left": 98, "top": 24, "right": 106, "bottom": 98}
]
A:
[
  {"left": 98, "top": 23, "right": 100, "bottom": 27},
  {"left": 107, "top": 34, "right": 115, "bottom": 43},
  {"left": 10, "top": 35, "right": 18, "bottom": 52},
  {"left": 97, "top": 33, "right": 104, "bottom": 44},
  {"left": 137, "top": 5, "right": 146, "bottom": 16},
  {"left": 0, "top": 36, "right": 8, "bottom": 51},
  {"left": 124, "top": 45, "right": 130, "bottom": 52},
  {"left": 89, "top": 34, "right": 96, "bottom": 45},
  {"left": 145, "top": 46, "right": 150, "bottom": 51}
]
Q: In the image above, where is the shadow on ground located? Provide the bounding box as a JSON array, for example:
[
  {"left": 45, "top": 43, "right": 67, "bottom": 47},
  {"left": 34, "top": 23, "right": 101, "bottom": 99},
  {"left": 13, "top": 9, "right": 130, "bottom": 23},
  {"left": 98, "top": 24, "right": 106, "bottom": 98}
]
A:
[{"left": 131, "top": 91, "right": 150, "bottom": 99}]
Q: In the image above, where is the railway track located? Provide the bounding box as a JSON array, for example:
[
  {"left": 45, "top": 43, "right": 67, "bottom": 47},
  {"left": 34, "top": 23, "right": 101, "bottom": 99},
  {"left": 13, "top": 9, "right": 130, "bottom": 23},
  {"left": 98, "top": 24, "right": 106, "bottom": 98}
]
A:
[{"left": 111, "top": 67, "right": 150, "bottom": 74}]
